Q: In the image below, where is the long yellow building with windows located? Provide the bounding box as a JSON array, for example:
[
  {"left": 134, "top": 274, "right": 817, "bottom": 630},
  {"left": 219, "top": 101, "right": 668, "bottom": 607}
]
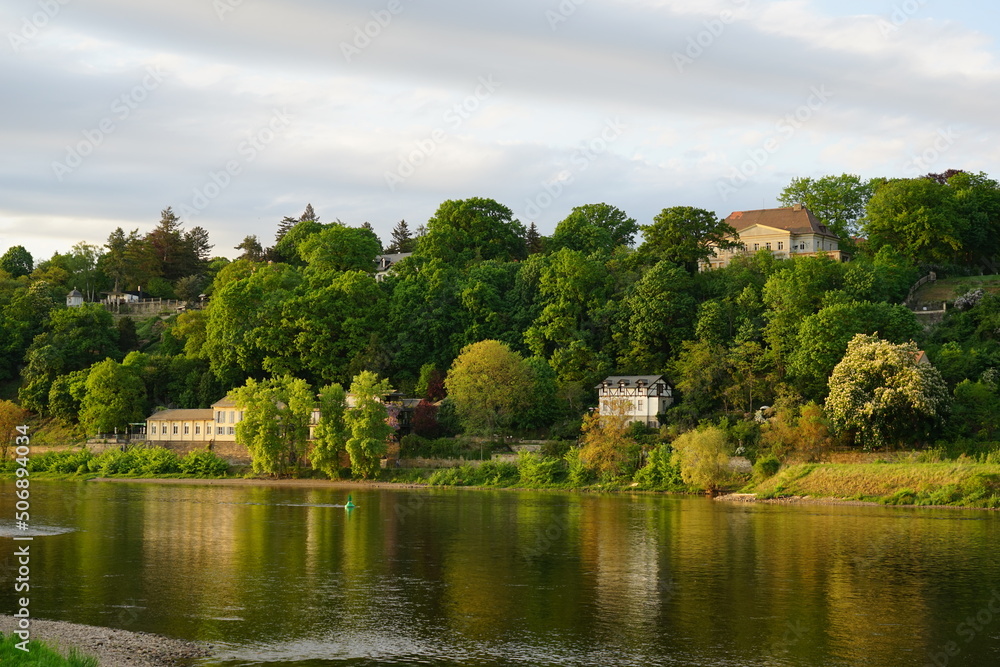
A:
[{"left": 701, "top": 204, "right": 846, "bottom": 270}]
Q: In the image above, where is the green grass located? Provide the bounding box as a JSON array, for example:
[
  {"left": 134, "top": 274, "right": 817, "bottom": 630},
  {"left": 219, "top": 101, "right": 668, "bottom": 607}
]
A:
[
  {"left": 913, "top": 274, "right": 1000, "bottom": 304},
  {"left": 751, "top": 462, "right": 1000, "bottom": 507},
  {"left": 0, "top": 632, "right": 99, "bottom": 666}
]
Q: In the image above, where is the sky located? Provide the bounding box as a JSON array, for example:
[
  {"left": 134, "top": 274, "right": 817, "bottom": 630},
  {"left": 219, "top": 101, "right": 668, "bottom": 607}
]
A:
[{"left": 2, "top": 0, "right": 999, "bottom": 263}]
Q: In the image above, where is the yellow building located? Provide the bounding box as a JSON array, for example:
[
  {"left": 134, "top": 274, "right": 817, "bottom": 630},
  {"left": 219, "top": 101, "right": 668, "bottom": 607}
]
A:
[
  {"left": 146, "top": 397, "right": 243, "bottom": 443},
  {"left": 701, "top": 204, "right": 845, "bottom": 270}
]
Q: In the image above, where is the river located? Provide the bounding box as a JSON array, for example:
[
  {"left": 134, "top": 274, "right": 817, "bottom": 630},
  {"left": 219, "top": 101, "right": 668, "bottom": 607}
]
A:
[{"left": 1, "top": 480, "right": 998, "bottom": 666}]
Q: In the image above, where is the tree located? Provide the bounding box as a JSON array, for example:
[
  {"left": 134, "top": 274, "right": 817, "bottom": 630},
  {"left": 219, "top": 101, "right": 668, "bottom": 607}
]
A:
[
  {"left": 525, "top": 222, "right": 543, "bottom": 255},
  {"left": 778, "top": 174, "right": 874, "bottom": 244},
  {"left": 0, "top": 400, "right": 29, "bottom": 460},
  {"left": 863, "top": 178, "right": 963, "bottom": 265},
  {"left": 0, "top": 245, "right": 33, "bottom": 278},
  {"left": 298, "top": 224, "right": 382, "bottom": 275},
  {"left": 638, "top": 206, "right": 739, "bottom": 273},
  {"left": 826, "top": 335, "right": 951, "bottom": 449},
  {"left": 300, "top": 203, "right": 319, "bottom": 223},
  {"left": 415, "top": 197, "right": 527, "bottom": 265},
  {"left": 670, "top": 426, "right": 733, "bottom": 493},
  {"left": 310, "top": 383, "right": 348, "bottom": 478},
  {"left": 445, "top": 340, "right": 533, "bottom": 438},
  {"left": 386, "top": 220, "right": 416, "bottom": 254},
  {"left": 578, "top": 399, "right": 638, "bottom": 480},
  {"left": 614, "top": 260, "right": 696, "bottom": 372},
  {"left": 233, "top": 376, "right": 315, "bottom": 475},
  {"left": 415, "top": 363, "right": 446, "bottom": 401},
  {"left": 18, "top": 304, "right": 121, "bottom": 414},
  {"left": 79, "top": 359, "right": 146, "bottom": 435},
  {"left": 789, "top": 301, "right": 921, "bottom": 400},
  {"left": 549, "top": 203, "right": 638, "bottom": 256},
  {"left": 345, "top": 371, "right": 394, "bottom": 479}
]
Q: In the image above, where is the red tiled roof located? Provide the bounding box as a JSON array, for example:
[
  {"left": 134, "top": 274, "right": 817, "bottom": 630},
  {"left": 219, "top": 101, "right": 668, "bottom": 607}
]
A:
[{"left": 726, "top": 206, "right": 836, "bottom": 237}]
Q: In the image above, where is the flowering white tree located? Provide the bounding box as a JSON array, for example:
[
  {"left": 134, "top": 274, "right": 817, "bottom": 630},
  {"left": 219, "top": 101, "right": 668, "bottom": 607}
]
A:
[{"left": 826, "top": 334, "right": 950, "bottom": 449}]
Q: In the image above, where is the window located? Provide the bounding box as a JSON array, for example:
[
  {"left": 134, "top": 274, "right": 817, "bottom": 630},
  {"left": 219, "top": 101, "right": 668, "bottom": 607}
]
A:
[
  {"left": 765, "top": 242, "right": 771, "bottom": 250},
  {"left": 150, "top": 425, "right": 157, "bottom": 435},
  {"left": 777, "top": 242, "right": 783, "bottom": 250},
  {"left": 638, "top": 399, "right": 644, "bottom": 411},
  {"left": 753, "top": 243, "right": 759, "bottom": 251},
  {"left": 227, "top": 426, "right": 235, "bottom": 435},
  {"left": 195, "top": 424, "right": 201, "bottom": 435},
  {"left": 217, "top": 426, "right": 224, "bottom": 435},
  {"left": 229, "top": 411, "right": 235, "bottom": 423},
  {"left": 216, "top": 411, "right": 223, "bottom": 423},
  {"left": 172, "top": 424, "right": 179, "bottom": 435},
  {"left": 184, "top": 424, "right": 190, "bottom": 435}
]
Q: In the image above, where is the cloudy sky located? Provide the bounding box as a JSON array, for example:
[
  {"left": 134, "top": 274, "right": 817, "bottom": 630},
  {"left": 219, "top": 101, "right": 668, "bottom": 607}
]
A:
[{"left": 2, "top": 0, "right": 999, "bottom": 262}]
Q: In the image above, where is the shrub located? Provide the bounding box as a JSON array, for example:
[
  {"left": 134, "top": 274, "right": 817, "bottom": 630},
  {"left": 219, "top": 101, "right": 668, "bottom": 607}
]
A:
[
  {"left": 752, "top": 455, "right": 782, "bottom": 481},
  {"left": 633, "top": 443, "right": 684, "bottom": 491},
  {"left": 135, "top": 447, "right": 181, "bottom": 475},
  {"left": 517, "top": 451, "right": 564, "bottom": 486},
  {"left": 179, "top": 450, "right": 229, "bottom": 476},
  {"left": 671, "top": 426, "right": 736, "bottom": 493},
  {"left": 564, "top": 448, "right": 592, "bottom": 485},
  {"left": 476, "top": 460, "right": 519, "bottom": 486}
]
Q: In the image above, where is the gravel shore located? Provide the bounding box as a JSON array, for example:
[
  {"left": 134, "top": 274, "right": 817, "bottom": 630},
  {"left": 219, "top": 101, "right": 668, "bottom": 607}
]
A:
[{"left": 0, "top": 615, "right": 212, "bottom": 666}]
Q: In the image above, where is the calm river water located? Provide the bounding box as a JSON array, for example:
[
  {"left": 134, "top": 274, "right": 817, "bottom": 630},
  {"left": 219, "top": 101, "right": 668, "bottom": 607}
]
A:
[{"left": 1, "top": 480, "right": 999, "bottom": 666}]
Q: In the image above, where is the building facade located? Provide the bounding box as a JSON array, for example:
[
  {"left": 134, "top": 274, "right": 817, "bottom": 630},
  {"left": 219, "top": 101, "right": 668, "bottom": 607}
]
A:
[
  {"left": 596, "top": 375, "right": 673, "bottom": 428},
  {"left": 701, "top": 205, "right": 845, "bottom": 270}
]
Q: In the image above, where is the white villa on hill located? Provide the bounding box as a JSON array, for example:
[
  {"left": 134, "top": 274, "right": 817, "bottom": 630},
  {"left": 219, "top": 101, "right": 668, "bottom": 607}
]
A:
[
  {"left": 701, "top": 204, "right": 845, "bottom": 270},
  {"left": 596, "top": 375, "right": 673, "bottom": 428}
]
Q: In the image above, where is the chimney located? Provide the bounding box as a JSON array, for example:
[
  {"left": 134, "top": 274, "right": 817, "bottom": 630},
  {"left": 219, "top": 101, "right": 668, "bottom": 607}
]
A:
[{"left": 793, "top": 203, "right": 803, "bottom": 211}]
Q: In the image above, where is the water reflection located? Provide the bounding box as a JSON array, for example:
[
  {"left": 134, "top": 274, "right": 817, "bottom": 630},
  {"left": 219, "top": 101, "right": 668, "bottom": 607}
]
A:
[{"left": 1, "top": 481, "right": 999, "bottom": 666}]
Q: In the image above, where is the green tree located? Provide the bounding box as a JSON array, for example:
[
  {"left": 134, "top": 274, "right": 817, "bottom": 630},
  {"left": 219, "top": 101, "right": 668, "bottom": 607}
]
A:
[
  {"left": 415, "top": 197, "right": 527, "bottom": 266},
  {"left": 445, "top": 340, "right": 533, "bottom": 437},
  {"left": 0, "top": 245, "right": 34, "bottom": 278},
  {"left": 863, "top": 178, "right": 962, "bottom": 265},
  {"left": 345, "top": 371, "right": 394, "bottom": 479},
  {"left": 79, "top": 359, "right": 146, "bottom": 435},
  {"left": 310, "top": 383, "right": 348, "bottom": 477},
  {"left": 614, "top": 260, "right": 696, "bottom": 372},
  {"left": 789, "top": 301, "right": 921, "bottom": 400},
  {"left": 670, "top": 426, "right": 733, "bottom": 492},
  {"left": 386, "top": 220, "right": 416, "bottom": 254},
  {"left": 826, "top": 335, "right": 951, "bottom": 449},
  {"left": 233, "top": 376, "right": 315, "bottom": 475},
  {"left": 235, "top": 235, "right": 265, "bottom": 262},
  {"left": 549, "top": 203, "right": 638, "bottom": 256},
  {"left": 778, "top": 174, "right": 874, "bottom": 245},
  {"left": 299, "top": 224, "right": 382, "bottom": 275},
  {"left": 18, "top": 304, "right": 120, "bottom": 414},
  {"left": 638, "top": 206, "right": 739, "bottom": 273}
]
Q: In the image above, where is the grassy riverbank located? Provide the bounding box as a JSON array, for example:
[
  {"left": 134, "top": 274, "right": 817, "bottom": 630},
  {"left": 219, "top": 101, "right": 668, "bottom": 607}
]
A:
[
  {"left": 0, "top": 631, "right": 97, "bottom": 666},
  {"left": 751, "top": 461, "right": 1000, "bottom": 507}
]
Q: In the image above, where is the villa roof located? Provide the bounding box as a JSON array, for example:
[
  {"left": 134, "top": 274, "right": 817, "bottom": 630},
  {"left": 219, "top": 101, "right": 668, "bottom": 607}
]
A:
[
  {"left": 595, "top": 375, "right": 668, "bottom": 389},
  {"left": 147, "top": 408, "right": 213, "bottom": 421},
  {"left": 726, "top": 206, "right": 836, "bottom": 237}
]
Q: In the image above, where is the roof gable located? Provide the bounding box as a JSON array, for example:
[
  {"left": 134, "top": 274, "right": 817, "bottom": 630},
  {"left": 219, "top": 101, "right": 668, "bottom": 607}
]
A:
[{"left": 726, "top": 206, "right": 836, "bottom": 238}]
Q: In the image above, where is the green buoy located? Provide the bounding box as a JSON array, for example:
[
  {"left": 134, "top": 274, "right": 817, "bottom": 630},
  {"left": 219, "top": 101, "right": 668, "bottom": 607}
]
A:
[{"left": 345, "top": 495, "right": 356, "bottom": 510}]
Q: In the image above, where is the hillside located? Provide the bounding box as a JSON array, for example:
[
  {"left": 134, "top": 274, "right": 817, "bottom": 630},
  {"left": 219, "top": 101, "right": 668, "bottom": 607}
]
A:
[{"left": 912, "top": 274, "right": 1000, "bottom": 305}]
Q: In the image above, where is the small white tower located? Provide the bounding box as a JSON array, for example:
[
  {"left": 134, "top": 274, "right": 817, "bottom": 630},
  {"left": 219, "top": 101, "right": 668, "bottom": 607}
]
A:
[{"left": 66, "top": 288, "right": 84, "bottom": 308}]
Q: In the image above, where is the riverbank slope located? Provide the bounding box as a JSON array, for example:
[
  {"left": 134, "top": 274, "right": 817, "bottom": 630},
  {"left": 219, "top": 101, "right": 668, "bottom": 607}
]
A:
[{"left": 747, "top": 461, "right": 1000, "bottom": 507}]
